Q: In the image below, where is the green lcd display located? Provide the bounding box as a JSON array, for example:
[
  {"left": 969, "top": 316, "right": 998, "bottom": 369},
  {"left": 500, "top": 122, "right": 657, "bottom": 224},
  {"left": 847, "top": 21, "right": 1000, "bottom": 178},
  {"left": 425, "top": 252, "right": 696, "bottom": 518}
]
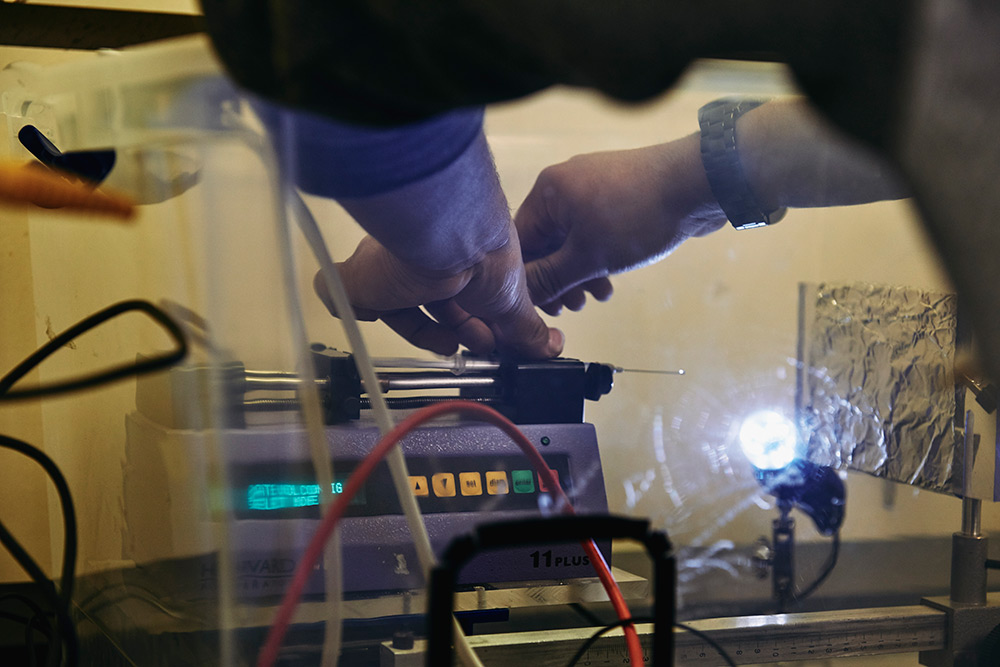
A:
[{"left": 245, "top": 480, "right": 364, "bottom": 511}]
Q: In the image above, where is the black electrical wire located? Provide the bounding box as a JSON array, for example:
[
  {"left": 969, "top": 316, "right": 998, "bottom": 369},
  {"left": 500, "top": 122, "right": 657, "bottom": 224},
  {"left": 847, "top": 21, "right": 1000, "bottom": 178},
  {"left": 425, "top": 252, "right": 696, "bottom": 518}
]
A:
[
  {"left": 23, "top": 609, "right": 52, "bottom": 667},
  {"left": 789, "top": 531, "right": 841, "bottom": 605},
  {"left": 0, "top": 592, "right": 55, "bottom": 651},
  {"left": 0, "top": 592, "right": 52, "bottom": 627},
  {"left": 565, "top": 615, "right": 738, "bottom": 667},
  {"left": 565, "top": 616, "right": 655, "bottom": 667},
  {"left": 0, "top": 436, "right": 78, "bottom": 667},
  {"left": 0, "top": 299, "right": 187, "bottom": 401},
  {"left": 0, "top": 440, "right": 77, "bottom": 667},
  {"left": 0, "top": 299, "right": 188, "bottom": 665},
  {"left": 568, "top": 602, "right": 604, "bottom": 628},
  {"left": 0, "top": 591, "right": 55, "bottom": 667},
  {"left": 0, "top": 520, "right": 75, "bottom": 667},
  {"left": 0, "top": 436, "right": 77, "bottom": 607},
  {"left": 675, "top": 621, "right": 738, "bottom": 667}
]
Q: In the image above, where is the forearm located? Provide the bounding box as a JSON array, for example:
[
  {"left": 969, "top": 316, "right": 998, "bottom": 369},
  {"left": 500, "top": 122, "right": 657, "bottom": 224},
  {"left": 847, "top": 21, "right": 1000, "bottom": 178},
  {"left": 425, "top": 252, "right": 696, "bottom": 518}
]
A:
[
  {"left": 737, "top": 98, "right": 909, "bottom": 210},
  {"left": 638, "top": 99, "right": 911, "bottom": 246}
]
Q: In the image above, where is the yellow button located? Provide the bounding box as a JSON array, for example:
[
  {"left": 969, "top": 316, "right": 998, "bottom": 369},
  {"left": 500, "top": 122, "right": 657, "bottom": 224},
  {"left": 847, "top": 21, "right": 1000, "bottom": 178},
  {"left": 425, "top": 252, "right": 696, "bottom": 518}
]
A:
[
  {"left": 409, "top": 476, "right": 429, "bottom": 497},
  {"left": 431, "top": 472, "right": 456, "bottom": 497},
  {"left": 485, "top": 471, "right": 509, "bottom": 495},
  {"left": 459, "top": 472, "right": 483, "bottom": 496}
]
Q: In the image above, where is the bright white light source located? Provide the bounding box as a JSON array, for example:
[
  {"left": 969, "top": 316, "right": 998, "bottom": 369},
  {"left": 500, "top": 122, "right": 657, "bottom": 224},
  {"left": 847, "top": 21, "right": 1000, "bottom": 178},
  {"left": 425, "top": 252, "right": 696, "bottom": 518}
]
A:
[{"left": 738, "top": 410, "right": 798, "bottom": 470}]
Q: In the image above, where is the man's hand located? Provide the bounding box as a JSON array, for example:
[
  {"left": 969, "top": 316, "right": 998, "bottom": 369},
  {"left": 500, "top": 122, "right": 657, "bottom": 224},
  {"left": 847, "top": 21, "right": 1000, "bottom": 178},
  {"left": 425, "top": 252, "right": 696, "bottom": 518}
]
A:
[
  {"left": 514, "top": 134, "right": 726, "bottom": 314},
  {"left": 316, "top": 219, "right": 564, "bottom": 358}
]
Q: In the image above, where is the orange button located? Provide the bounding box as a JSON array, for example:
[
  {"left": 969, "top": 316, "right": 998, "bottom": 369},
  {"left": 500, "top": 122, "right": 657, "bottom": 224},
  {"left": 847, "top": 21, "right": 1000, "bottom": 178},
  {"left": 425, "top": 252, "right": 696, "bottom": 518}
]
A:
[
  {"left": 409, "top": 476, "right": 429, "bottom": 497},
  {"left": 537, "top": 469, "right": 560, "bottom": 493},
  {"left": 431, "top": 472, "right": 456, "bottom": 497},
  {"left": 459, "top": 472, "right": 483, "bottom": 496},
  {"left": 485, "top": 471, "right": 509, "bottom": 495}
]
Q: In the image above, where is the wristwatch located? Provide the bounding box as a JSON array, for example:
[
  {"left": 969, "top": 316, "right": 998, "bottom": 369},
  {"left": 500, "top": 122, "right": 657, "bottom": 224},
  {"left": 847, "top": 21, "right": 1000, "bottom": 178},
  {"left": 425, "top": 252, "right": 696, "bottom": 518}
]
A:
[{"left": 698, "top": 98, "right": 787, "bottom": 230}]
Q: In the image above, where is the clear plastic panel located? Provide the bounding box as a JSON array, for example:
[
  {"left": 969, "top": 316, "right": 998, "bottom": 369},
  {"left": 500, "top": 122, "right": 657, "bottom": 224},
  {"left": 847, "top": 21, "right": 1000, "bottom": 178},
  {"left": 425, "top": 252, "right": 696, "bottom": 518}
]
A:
[{"left": 2, "top": 31, "right": 996, "bottom": 667}]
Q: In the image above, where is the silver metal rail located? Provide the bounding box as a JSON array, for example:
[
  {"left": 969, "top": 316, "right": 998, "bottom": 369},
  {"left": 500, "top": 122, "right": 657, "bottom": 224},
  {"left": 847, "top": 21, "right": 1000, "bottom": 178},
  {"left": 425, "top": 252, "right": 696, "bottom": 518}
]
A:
[{"left": 381, "top": 605, "right": 948, "bottom": 666}]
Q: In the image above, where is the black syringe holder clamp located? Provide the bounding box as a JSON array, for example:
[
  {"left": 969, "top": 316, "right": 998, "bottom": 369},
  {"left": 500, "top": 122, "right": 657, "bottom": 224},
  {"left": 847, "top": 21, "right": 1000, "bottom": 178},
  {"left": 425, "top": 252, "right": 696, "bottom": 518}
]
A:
[
  {"left": 472, "top": 358, "right": 614, "bottom": 425},
  {"left": 311, "top": 344, "right": 361, "bottom": 424},
  {"left": 499, "top": 358, "right": 587, "bottom": 425}
]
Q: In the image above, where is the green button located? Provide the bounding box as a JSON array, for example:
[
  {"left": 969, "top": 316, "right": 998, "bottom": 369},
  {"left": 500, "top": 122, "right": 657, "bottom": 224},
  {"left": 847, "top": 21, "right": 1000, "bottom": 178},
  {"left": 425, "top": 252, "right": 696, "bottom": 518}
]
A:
[{"left": 512, "top": 470, "right": 535, "bottom": 494}]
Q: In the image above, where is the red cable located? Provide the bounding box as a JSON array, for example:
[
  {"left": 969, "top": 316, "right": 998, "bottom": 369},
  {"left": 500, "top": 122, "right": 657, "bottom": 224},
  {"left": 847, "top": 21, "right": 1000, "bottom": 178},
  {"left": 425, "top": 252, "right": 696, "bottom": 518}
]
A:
[{"left": 256, "top": 400, "right": 642, "bottom": 667}]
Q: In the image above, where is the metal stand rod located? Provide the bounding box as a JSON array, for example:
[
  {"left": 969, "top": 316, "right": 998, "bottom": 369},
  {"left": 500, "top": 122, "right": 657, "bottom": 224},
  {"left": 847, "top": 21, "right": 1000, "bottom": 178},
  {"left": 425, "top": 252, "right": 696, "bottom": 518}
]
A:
[
  {"left": 950, "top": 409, "right": 988, "bottom": 605},
  {"left": 962, "top": 497, "right": 983, "bottom": 538}
]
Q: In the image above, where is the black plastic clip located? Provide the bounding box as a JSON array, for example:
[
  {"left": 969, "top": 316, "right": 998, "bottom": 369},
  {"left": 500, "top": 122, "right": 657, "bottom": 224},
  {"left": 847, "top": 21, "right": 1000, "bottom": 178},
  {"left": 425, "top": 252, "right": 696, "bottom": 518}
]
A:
[
  {"left": 426, "top": 514, "right": 675, "bottom": 666},
  {"left": 18, "top": 125, "right": 116, "bottom": 183}
]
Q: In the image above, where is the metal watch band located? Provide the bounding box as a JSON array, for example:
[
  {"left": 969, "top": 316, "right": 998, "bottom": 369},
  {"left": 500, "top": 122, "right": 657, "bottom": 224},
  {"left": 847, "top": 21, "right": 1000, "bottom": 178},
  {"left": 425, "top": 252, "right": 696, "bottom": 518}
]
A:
[{"left": 698, "top": 97, "right": 787, "bottom": 230}]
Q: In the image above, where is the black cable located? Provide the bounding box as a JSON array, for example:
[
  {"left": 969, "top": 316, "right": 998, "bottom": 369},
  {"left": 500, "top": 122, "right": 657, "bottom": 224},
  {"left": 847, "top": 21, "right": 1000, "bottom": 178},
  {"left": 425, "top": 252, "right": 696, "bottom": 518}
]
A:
[
  {"left": 565, "top": 617, "right": 739, "bottom": 667},
  {"left": 0, "top": 300, "right": 188, "bottom": 665},
  {"left": 675, "top": 621, "right": 737, "bottom": 667},
  {"left": 25, "top": 610, "right": 49, "bottom": 667},
  {"left": 0, "top": 594, "right": 55, "bottom": 667},
  {"left": 0, "top": 436, "right": 78, "bottom": 667},
  {"left": 0, "top": 591, "right": 55, "bottom": 639},
  {"left": 789, "top": 531, "right": 840, "bottom": 605},
  {"left": 0, "top": 520, "right": 75, "bottom": 667},
  {"left": 565, "top": 616, "right": 654, "bottom": 667},
  {"left": 0, "top": 592, "right": 52, "bottom": 624},
  {"left": 0, "top": 299, "right": 187, "bottom": 401},
  {"left": 568, "top": 602, "right": 604, "bottom": 627},
  {"left": 0, "top": 436, "right": 77, "bottom": 607}
]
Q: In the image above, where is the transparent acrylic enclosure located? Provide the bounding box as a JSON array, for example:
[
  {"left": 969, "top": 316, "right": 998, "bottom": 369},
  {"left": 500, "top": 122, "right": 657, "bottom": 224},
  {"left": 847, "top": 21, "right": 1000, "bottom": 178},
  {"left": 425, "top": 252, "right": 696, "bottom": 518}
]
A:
[{"left": 0, "top": 34, "right": 995, "bottom": 667}]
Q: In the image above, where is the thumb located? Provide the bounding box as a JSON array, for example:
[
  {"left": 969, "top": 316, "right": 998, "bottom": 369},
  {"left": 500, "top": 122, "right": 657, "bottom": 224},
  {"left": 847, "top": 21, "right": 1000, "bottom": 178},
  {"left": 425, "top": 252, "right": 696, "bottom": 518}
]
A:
[
  {"left": 313, "top": 268, "right": 381, "bottom": 321},
  {"left": 514, "top": 186, "right": 567, "bottom": 262}
]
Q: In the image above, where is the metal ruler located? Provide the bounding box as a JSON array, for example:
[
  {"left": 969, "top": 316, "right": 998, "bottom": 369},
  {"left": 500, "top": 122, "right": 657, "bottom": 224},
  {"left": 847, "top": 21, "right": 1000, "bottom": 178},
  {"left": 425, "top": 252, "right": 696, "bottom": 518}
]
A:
[{"left": 382, "top": 605, "right": 947, "bottom": 665}]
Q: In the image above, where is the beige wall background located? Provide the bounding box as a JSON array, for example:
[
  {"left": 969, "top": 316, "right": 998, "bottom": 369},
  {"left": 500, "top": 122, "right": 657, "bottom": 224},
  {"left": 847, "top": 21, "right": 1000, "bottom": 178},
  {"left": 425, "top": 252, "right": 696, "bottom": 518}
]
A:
[{"left": 0, "top": 9, "right": 996, "bottom": 640}]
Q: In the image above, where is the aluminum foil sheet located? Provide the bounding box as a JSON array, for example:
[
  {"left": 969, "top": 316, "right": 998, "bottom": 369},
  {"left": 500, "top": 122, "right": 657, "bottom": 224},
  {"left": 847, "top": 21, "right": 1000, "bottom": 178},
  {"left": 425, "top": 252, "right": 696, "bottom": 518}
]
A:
[{"left": 798, "top": 282, "right": 960, "bottom": 495}]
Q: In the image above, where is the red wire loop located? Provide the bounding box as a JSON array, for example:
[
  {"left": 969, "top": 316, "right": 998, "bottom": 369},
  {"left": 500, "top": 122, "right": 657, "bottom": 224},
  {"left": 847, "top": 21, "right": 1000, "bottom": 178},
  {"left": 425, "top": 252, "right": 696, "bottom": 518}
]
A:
[{"left": 257, "top": 400, "right": 642, "bottom": 667}]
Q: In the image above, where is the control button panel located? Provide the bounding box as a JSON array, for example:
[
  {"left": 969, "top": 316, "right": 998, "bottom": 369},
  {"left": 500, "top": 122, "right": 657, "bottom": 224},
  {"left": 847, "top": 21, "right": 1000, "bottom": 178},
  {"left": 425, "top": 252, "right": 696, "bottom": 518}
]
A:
[{"left": 234, "top": 453, "right": 572, "bottom": 519}]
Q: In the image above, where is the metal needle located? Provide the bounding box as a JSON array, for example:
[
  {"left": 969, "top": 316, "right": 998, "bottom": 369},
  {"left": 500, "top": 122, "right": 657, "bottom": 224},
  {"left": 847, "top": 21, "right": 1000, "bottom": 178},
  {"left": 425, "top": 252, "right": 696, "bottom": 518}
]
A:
[{"left": 612, "top": 366, "right": 685, "bottom": 376}]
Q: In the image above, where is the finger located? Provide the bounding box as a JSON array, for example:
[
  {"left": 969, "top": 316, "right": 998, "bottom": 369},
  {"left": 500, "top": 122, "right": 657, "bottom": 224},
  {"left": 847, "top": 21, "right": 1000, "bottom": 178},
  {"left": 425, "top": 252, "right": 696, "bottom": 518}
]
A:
[
  {"left": 582, "top": 277, "right": 614, "bottom": 302},
  {"left": 0, "top": 161, "right": 135, "bottom": 219},
  {"left": 424, "top": 300, "right": 496, "bottom": 355},
  {"left": 484, "top": 295, "right": 564, "bottom": 359},
  {"left": 540, "top": 301, "right": 563, "bottom": 317},
  {"left": 381, "top": 308, "right": 460, "bottom": 356},
  {"left": 562, "top": 287, "right": 587, "bottom": 312}
]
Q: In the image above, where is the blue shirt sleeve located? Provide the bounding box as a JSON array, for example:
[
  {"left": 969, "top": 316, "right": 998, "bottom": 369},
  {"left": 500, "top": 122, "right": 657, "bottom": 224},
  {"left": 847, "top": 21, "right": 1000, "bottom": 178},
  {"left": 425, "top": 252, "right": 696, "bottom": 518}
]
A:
[{"left": 258, "top": 101, "right": 485, "bottom": 199}]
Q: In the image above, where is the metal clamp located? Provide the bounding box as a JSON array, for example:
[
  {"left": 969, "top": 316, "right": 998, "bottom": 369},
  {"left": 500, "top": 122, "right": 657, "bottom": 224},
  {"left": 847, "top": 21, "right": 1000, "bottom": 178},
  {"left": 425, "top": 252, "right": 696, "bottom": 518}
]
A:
[{"left": 426, "top": 515, "right": 675, "bottom": 666}]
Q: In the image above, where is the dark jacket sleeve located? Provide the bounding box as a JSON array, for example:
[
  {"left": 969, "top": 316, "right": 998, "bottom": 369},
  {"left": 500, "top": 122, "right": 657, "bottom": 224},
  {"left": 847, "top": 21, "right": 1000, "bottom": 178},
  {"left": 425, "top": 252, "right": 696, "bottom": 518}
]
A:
[
  {"left": 257, "top": 100, "right": 484, "bottom": 198},
  {"left": 199, "top": 0, "right": 911, "bottom": 149}
]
